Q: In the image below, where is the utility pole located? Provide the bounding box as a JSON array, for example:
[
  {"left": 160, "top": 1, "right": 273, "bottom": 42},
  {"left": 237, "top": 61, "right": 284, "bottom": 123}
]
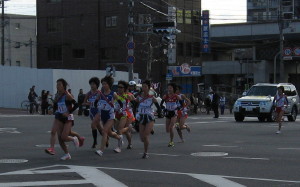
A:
[
  {"left": 279, "top": 0, "right": 285, "bottom": 82},
  {"left": 1, "top": 0, "right": 5, "bottom": 66},
  {"left": 128, "top": 0, "right": 134, "bottom": 81},
  {"left": 29, "top": 38, "right": 33, "bottom": 68}
]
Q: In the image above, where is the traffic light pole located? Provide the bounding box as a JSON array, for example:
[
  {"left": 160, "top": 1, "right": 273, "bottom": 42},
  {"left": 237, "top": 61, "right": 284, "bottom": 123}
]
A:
[
  {"left": 128, "top": 0, "right": 134, "bottom": 81},
  {"left": 1, "top": 0, "right": 5, "bottom": 66}
]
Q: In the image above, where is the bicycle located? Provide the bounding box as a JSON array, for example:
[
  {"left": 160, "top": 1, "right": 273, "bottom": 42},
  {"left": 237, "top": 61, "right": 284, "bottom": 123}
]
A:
[{"left": 20, "top": 100, "right": 41, "bottom": 114}]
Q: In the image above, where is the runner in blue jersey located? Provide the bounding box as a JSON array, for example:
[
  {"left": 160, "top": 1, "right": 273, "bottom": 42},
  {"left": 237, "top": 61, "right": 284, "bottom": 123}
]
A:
[
  {"left": 95, "top": 76, "right": 124, "bottom": 156},
  {"left": 49, "top": 79, "right": 81, "bottom": 160},
  {"left": 83, "top": 77, "right": 102, "bottom": 148},
  {"left": 45, "top": 79, "right": 84, "bottom": 159}
]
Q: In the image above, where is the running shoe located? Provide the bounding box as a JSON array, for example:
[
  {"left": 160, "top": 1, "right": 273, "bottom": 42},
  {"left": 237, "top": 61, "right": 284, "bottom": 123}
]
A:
[
  {"left": 118, "top": 135, "right": 124, "bottom": 148},
  {"left": 95, "top": 150, "right": 103, "bottom": 156},
  {"left": 168, "top": 141, "right": 175, "bottom": 147},
  {"left": 45, "top": 148, "right": 55, "bottom": 155},
  {"left": 127, "top": 144, "right": 133, "bottom": 149},
  {"left": 60, "top": 153, "right": 71, "bottom": 160},
  {"left": 114, "top": 147, "right": 121, "bottom": 153},
  {"left": 186, "top": 125, "right": 191, "bottom": 133},
  {"left": 73, "top": 137, "right": 80, "bottom": 148},
  {"left": 79, "top": 137, "right": 85, "bottom": 147},
  {"left": 276, "top": 130, "right": 281, "bottom": 134},
  {"left": 142, "top": 153, "right": 149, "bottom": 159}
]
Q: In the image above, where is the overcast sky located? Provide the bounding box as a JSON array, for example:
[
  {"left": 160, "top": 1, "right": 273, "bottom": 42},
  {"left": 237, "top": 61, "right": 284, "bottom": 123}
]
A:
[{"left": 5, "top": 0, "right": 247, "bottom": 24}]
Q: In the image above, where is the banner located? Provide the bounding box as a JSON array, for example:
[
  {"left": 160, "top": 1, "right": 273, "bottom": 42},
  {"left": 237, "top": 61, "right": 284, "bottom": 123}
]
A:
[
  {"left": 168, "top": 64, "right": 201, "bottom": 77},
  {"left": 202, "top": 10, "right": 210, "bottom": 53}
]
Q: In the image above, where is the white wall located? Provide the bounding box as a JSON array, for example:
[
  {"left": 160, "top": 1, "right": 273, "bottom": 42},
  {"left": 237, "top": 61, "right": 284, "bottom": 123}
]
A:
[{"left": 0, "top": 66, "right": 137, "bottom": 108}]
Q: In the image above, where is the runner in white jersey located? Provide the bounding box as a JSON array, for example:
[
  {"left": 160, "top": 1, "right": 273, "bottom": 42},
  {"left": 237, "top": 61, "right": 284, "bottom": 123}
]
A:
[
  {"left": 273, "top": 86, "right": 288, "bottom": 134},
  {"left": 160, "top": 83, "right": 183, "bottom": 147},
  {"left": 175, "top": 86, "right": 191, "bottom": 142},
  {"left": 136, "top": 80, "right": 161, "bottom": 159}
]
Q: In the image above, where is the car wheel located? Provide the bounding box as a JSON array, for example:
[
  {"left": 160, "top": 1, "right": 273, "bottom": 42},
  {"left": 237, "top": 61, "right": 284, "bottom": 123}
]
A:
[
  {"left": 287, "top": 106, "right": 297, "bottom": 122},
  {"left": 258, "top": 116, "right": 266, "bottom": 122},
  {"left": 234, "top": 113, "right": 244, "bottom": 122},
  {"left": 267, "top": 107, "right": 276, "bottom": 122}
]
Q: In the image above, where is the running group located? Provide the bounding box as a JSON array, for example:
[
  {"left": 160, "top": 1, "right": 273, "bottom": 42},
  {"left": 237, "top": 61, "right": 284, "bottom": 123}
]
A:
[{"left": 44, "top": 76, "right": 191, "bottom": 160}]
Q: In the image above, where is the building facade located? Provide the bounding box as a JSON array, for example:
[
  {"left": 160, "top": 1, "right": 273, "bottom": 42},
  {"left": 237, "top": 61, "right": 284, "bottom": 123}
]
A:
[
  {"left": 36, "top": 0, "right": 202, "bottom": 94},
  {"left": 247, "top": 0, "right": 300, "bottom": 22},
  {"left": 0, "top": 14, "right": 36, "bottom": 68}
]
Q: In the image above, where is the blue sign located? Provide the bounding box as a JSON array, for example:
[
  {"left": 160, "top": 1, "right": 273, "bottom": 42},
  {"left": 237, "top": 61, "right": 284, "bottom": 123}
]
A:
[
  {"left": 126, "top": 42, "right": 135, "bottom": 50},
  {"left": 168, "top": 66, "right": 202, "bottom": 77},
  {"left": 202, "top": 10, "right": 210, "bottom": 53},
  {"left": 127, "top": 56, "right": 135, "bottom": 64},
  {"left": 166, "top": 73, "right": 173, "bottom": 80}
]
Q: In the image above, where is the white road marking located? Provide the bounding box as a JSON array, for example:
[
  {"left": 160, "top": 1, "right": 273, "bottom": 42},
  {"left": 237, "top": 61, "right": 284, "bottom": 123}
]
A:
[
  {"left": 190, "top": 174, "right": 246, "bottom": 187},
  {"left": 143, "top": 153, "right": 181, "bottom": 157},
  {"left": 0, "top": 165, "right": 127, "bottom": 187},
  {"left": 224, "top": 157, "right": 269, "bottom": 160},
  {"left": 277, "top": 148, "right": 300, "bottom": 150},
  {"left": 0, "top": 128, "right": 20, "bottom": 134},
  {"left": 203, "top": 145, "right": 238, "bottom": 148},
  {"left": 1, "top": 165, "right": 300, "bottom": 186},
  {"left": 95, "top": 166, "right": 300, "bottom": 185}
]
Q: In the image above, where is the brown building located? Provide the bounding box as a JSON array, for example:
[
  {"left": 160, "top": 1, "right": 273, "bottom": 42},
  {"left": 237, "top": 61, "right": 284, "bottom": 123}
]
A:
[{"left": 37, "top": 0, "right": 201, "bottom": 93}]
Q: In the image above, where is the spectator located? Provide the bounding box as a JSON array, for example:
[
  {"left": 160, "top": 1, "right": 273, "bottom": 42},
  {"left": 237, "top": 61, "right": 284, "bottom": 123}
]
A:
[
  {"left": 41, "top": 90, "right": 48, "bottom": 115},
  {"left": 204, "top": 95, "right": 211, "bottom": 115},
  {"left": 219, "top": 94, "right": 226, "bottom": 115},
  {"left": 210, "top": 89, "right": 220, "bottom": 118},
  {"left": 77, "top": 89, "right": 85, "bottom": 116},
  {"left": 28, "top": 86, "right": 38, "bottom": 114},
  {"left": 228, "top": 95, "right": 235, "bottom": 114}
]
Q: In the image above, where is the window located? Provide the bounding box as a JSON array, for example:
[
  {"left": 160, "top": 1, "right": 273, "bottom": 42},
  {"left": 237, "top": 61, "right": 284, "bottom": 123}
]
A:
[
  {"left": 106, "top": 16, "right": 117, "bottom": 28},
  {"left": 73, "top": 49, "right": 85, "bottom": 59},
  {"left": 186, "top": 42, "right": 192, "bottom": 56},
  {"left": 48, "top": 46, "right": 62, "bottom": 61},
  {"left": 15, "top": 23, "right": 20, "bottom": 29},
  {"left": 185, "top": 10, "right": 192, "bottom": 24},
  {"left": 47, "top": 0, "right": 61, "bottom": 3},
  {"left": 47, "top": 17, "right": 62, "bottom": 32},
  {"left": 192, "top": 10, "right": 200, "bottom": 25},
  {"left": 16, "top": 61, "right": 20, "bottom": 66},
  {"left": 290, "top": 86, "right": 297, "bottom": 96},
  {"left": 177, "top": 9, "right": 184, "bottom": 24},
  {"left": 177, "top": 42, "right": 184, "bottom": 56}
]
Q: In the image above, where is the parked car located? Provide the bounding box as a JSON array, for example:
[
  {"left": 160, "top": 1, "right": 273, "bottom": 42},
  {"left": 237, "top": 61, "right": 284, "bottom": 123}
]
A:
[{"left": 233, "top": 83, "right": 300, "bottom": 122}]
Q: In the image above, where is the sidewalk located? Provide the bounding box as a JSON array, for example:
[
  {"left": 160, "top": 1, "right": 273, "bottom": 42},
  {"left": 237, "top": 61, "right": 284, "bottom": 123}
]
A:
[{"left": 0, "top": 108, "right": 28, "bottom": 115}]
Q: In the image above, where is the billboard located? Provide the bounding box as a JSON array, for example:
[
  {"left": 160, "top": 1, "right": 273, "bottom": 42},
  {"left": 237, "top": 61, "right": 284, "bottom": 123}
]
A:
[{"left": 168, "top": 63, "right": 201, "bottom": 77}]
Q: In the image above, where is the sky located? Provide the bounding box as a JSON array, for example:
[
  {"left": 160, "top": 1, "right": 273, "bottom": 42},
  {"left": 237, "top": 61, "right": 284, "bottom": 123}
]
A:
[{"left": 5, "top": 0, "right": 247, "bottom": 24}]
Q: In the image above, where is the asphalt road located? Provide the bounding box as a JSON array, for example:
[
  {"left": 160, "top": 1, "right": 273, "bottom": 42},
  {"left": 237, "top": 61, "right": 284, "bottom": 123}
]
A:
[{"left": 1, "top": 112, "right": 300, "bottom": 186}]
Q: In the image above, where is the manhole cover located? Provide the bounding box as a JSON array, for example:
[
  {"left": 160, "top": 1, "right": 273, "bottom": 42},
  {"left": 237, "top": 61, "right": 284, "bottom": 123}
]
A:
[
  {"left": 0, "top": 159, "right": 28, "bottom": 163},
  {"left": 191, "top": 152, "right": 228, "bottom": 157},
  {"left": 35, "top": 144, "right": 60, "bottom": 148}
]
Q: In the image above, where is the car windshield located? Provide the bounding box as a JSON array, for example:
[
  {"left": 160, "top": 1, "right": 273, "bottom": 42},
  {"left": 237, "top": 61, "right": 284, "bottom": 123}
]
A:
[{"left": 246, "top": 86, "right": 277, "bottom": 96}]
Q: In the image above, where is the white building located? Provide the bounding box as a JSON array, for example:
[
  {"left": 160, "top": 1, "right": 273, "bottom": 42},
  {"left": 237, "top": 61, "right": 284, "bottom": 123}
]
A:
[{"left": 0, "top": 14, "right": 36, "bottom": 67}]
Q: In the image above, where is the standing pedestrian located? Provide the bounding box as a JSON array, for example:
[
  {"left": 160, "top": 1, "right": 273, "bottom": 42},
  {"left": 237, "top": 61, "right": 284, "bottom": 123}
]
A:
[
  {"left": 211, "top": 89, "right": 220, "bottom": 118},
  {"left": 219, "top": 94, "right": 226, "bottom": 115},
  {"left": 28, "top": 86, "right": 39, "bottom": 114},
  {"left": 41, "top": 90, "right": 48, "bottom": 115},
  {"left": 77, "top": 89, "right": 85, "bottom": 116}
]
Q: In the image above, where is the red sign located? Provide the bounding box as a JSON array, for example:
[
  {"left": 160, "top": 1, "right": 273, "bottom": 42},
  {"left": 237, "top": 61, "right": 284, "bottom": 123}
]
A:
[
  {"left": 293, "top": 47, "right": 300, "bottom": 56},
  {"left": 283, "top": 48, "right": 292, "bottom": 56}
]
